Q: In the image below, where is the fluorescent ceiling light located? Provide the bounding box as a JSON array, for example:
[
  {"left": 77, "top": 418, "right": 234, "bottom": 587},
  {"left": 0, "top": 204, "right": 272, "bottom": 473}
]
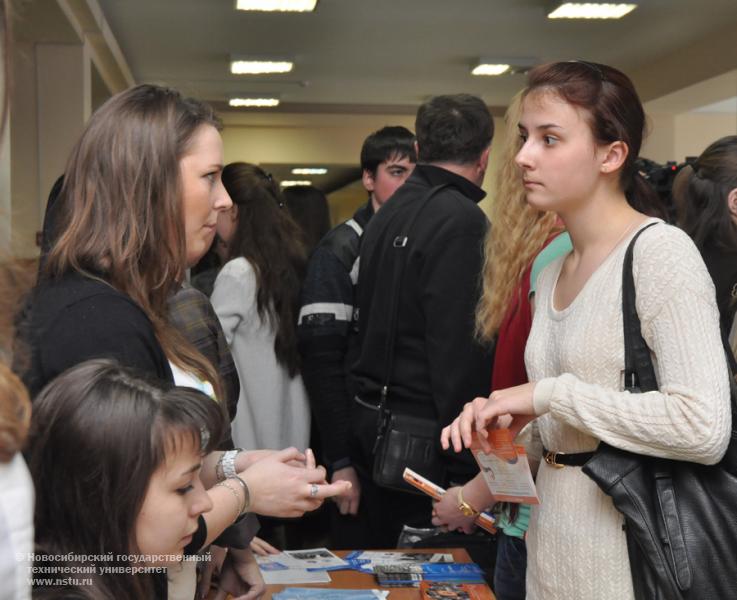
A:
[
  {"left": 236, "top": 0, "right": 317, "bottom": 12},
  {"left": 291, "top": 167, "right": 327, "bottom": 175},
  {"left": 229, "top": 97, "right": 280, "bottom": 107},
  {"left": 548, "top": 3, "right": 637, "bottom": 19},
  {"left": 281, "top": 180, "right": 312, "bottom": 187},
  {"left": 230, "top": 59, "right": 293, "bottom": 74},
  {"left": 472, "top": 63, "right": 511, "bottom": 76}
]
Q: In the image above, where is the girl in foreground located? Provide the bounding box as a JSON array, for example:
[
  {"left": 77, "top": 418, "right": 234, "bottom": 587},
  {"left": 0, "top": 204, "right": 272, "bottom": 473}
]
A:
[
  {"left": 442, "top": 61, "right": 730, "bottom": 599},
  {"left": 28, "top": 359, "right": 226, "bottom": 598}
]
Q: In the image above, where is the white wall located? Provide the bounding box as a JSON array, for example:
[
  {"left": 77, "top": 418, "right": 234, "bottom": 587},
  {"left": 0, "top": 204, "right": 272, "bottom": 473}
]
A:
[
  {"left": 674, "top": 113, "right": 737, "bottom": 161},
  {"left": 222, "top": 111, "right": 503, "bottom": 221}
]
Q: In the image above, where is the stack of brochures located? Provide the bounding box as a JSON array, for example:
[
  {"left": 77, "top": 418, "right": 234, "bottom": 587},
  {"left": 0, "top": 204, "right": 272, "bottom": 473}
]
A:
[
  {"left": 343, "top": 550, "right": 453, "bottom": 574},
  {"left": 373, "top": 562, "right": 486, "bottom": 587}
]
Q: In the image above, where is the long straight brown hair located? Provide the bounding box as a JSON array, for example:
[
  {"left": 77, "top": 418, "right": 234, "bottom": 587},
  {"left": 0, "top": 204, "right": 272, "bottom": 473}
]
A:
[
  {"left": 221, "top": 163, "right": 307, "bottom": 377},
  {"left": 45, "top": 84, "right": 222, "bottom": 396}
]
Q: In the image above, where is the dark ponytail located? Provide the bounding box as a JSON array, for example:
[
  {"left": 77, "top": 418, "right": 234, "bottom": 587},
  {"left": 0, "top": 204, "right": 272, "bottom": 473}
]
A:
[
  {"left": 676, "top": 136, "right": 737, "bottom": 251},
  {"left": 626, "top": 172, "right": 668, "bottom": 219}
]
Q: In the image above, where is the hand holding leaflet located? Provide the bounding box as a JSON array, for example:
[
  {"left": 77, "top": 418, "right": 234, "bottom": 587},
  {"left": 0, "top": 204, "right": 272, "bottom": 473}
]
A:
[{"left": 402, "top": 468, "right": 497, "bottom": 533}]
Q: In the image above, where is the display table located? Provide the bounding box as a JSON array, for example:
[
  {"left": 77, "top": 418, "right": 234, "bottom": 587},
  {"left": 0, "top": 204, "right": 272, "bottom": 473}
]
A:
[{"left": 264, "top": 548, "right": 495, "bottom": 599}]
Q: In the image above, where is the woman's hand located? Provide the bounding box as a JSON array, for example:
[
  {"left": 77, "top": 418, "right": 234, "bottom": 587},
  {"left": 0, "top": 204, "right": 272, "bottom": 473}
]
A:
[
  {"left": 239, "top": 447, "right": 351, "bottom": 517},
  {"left": 236, "top": 448, "right": 307, "bottom": 471},
  {"left": 432, "top": 486, "right": 477, "bottom": 534},
  {"left": 332, "top": 466, "right": 361, "bottom": 516},
  {"left": 441, "top": 383, "right": 537, "bottom": 453},
  {"left": 213, "top": 547, "right": 266, "bottom": 600},
  {"left": 249, "top": 536, "right": 279, "bottom": 556}
]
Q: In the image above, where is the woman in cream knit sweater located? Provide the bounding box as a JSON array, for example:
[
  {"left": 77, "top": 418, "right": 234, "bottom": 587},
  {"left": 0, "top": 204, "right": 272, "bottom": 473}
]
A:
[{"left": 442, "top": 61, "right": 731, "bottom": 600}]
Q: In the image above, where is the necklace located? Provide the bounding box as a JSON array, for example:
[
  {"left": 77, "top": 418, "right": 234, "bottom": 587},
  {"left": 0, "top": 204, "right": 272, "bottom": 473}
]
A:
[
  {"left": 556, "top": 216, "right": 642, "bottom": 311},
  {"left": 606, "top": 217, "right": 640, "bottom": 257}
]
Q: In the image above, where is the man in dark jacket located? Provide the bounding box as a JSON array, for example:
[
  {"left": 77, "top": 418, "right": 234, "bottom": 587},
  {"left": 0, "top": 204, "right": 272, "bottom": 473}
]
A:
[
  {"left": 297, "top": 126, "right": 416, "bottom": 546},
  {"left": 349, "top": 94, "right": 495, "bottom": 548}
]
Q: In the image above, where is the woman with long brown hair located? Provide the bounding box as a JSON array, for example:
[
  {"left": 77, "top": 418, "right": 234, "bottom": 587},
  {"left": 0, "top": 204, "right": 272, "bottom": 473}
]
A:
[
  {"left": 20, "top": 84, "right": 348, "bottom": 598},
  {"left": 442, "top": 61, "right": 730, "bottom": 600},
  {"left": 212, "top": 162, "right": 311, "bottom": 453}
]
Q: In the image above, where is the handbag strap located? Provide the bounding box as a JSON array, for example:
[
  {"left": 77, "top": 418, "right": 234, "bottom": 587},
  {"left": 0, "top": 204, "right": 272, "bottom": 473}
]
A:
[
  {"left": 379, "top": 183, "right": 450, "bottom": 411},
  {"left": 621, "top": 222, "right": 659, "bottom": 393}
]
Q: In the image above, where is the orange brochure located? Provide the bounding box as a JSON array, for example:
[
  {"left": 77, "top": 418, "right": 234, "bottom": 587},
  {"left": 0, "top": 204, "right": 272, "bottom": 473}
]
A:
[
  {"left": 469, "top": 428, "right": 540, "bottom": 504},
  {"left": 402, "top": 468, "right": 497, "bottom": 534},
  {"left": 420, "top": 581, "right": 495, "bottom": 599}
]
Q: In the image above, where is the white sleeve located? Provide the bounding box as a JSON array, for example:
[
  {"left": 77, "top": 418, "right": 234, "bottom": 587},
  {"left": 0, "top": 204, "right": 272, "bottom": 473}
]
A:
[
  {"left": 210, "top": 259, "right": 258, "bottom": 346},
  {"left": 533, "top": 226, "right": 731, "bottom": 465}
]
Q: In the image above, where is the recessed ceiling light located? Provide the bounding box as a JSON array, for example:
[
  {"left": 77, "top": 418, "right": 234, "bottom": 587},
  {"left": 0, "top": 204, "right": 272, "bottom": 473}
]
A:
[
  {"left": 548, "top": 2, "right": 637, "bottom": 19},
  {"left": 235, "top": 0, "right": 318, "bottom": 12},
  {"left": 230, "top": 58, "right": 293, "bottom": 75},
  {"left": 472, "top": 63, "right": 511, "bottom": 76},
  {"left": 281, "top": 180, "right": 312, "bottom": 187},
  {"left": 229, "top": 97, "right": 280, "bottom": 107},
  {"left": 291, "top": 167, "right": 327, "bottom": 175}
]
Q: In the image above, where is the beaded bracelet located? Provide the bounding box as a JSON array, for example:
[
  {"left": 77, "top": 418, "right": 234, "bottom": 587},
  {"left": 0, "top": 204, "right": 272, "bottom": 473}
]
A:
[
  {"left": 215, "top": 479, "right": 246, "bottom": 522},
  {"left": 228, "top": 475, "right": 251, "bottom": 512}
]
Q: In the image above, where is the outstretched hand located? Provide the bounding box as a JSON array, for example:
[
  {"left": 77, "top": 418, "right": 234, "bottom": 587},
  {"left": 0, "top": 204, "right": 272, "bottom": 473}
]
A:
[
  {"left": 440, "top": 382, "right": 537, "bottom": 453},
  {"left": 239, "top": 447, "right": 352, "bottom": 518}
]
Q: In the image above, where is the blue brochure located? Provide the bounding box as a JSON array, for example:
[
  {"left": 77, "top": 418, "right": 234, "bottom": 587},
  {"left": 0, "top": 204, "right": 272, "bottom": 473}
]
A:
[{"left": 272, "top": 588, "right": 388, "bottom": 599}]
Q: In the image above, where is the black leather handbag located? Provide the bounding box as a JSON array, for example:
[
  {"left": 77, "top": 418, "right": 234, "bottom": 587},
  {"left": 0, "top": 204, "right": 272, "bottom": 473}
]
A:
[
  {"left": 371, "top": 185, "right": 450, "bottom": 494},
  {"left": 582, "top": 223, "right": 737, "bottom": 600}
]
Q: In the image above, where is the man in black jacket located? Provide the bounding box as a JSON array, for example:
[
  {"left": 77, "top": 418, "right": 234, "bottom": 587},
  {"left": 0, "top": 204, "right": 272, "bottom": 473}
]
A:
[{"left": 349, "top": 94, "right": 494, "bottom": 548}]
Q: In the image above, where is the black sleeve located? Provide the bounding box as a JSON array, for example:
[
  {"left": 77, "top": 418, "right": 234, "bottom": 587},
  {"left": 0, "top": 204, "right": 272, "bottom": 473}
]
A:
[
  {"left": 421, "top": 215, "right": 493, "bottom": 475},
  {"left": 212, "top": 513, "right": 260, "bottom": 549},
  {"left": 297, "top": 246, "right": 355, "bottom": 467},
  {"left": 38, "top": 294, "right": 170, "bottom": 386}
]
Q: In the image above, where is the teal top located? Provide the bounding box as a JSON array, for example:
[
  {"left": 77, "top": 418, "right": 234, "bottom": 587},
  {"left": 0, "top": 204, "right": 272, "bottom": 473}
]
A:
[
  {"left": 529, "top": 232, "right": 572, "bottom": 297},
  {"left": 497, "top": 503, "right": 532, "bottom": 539},
  {"left": 498, "top": 231, "right": 573, "bottom": 539}
]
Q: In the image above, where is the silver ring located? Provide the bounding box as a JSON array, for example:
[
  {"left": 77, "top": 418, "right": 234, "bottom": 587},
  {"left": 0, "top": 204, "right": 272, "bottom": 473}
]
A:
[{"left": 310, "top": 483, "right": 319, "bottom": 498}]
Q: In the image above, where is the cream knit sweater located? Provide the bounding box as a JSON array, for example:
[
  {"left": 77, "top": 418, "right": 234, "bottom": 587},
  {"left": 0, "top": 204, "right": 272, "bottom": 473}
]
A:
[{"left": 524, "top": 220, "right": 731, "bottom": 600}]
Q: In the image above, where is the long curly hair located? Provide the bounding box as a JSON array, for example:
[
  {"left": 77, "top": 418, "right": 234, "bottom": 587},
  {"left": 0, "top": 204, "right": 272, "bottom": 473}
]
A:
[
  {"left": 221, "top": 163, "right": 307, "bottom": 377},
  {"left": 475, "top": 93, "right": 561, "bottom": 342}
]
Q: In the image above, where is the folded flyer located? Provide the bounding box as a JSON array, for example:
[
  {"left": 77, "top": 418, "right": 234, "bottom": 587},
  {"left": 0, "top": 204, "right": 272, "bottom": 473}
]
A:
[
  {"left": 256, "top": 552, "right": 333, "bottom": 584},
  {"left": 470, "top": 428, "right": 540, "bottom": 504},
  {"left": 402, "top": 468, "right": 497, "bottom": 533},
  {"left": 283, "top": 547, "right": 349, "bottom": 571}
]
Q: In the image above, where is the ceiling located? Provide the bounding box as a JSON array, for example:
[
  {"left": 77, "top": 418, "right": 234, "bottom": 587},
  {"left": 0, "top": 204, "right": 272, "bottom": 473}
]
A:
[{"left": 94, "top": 0, "right": 737, "bottom": 113}]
